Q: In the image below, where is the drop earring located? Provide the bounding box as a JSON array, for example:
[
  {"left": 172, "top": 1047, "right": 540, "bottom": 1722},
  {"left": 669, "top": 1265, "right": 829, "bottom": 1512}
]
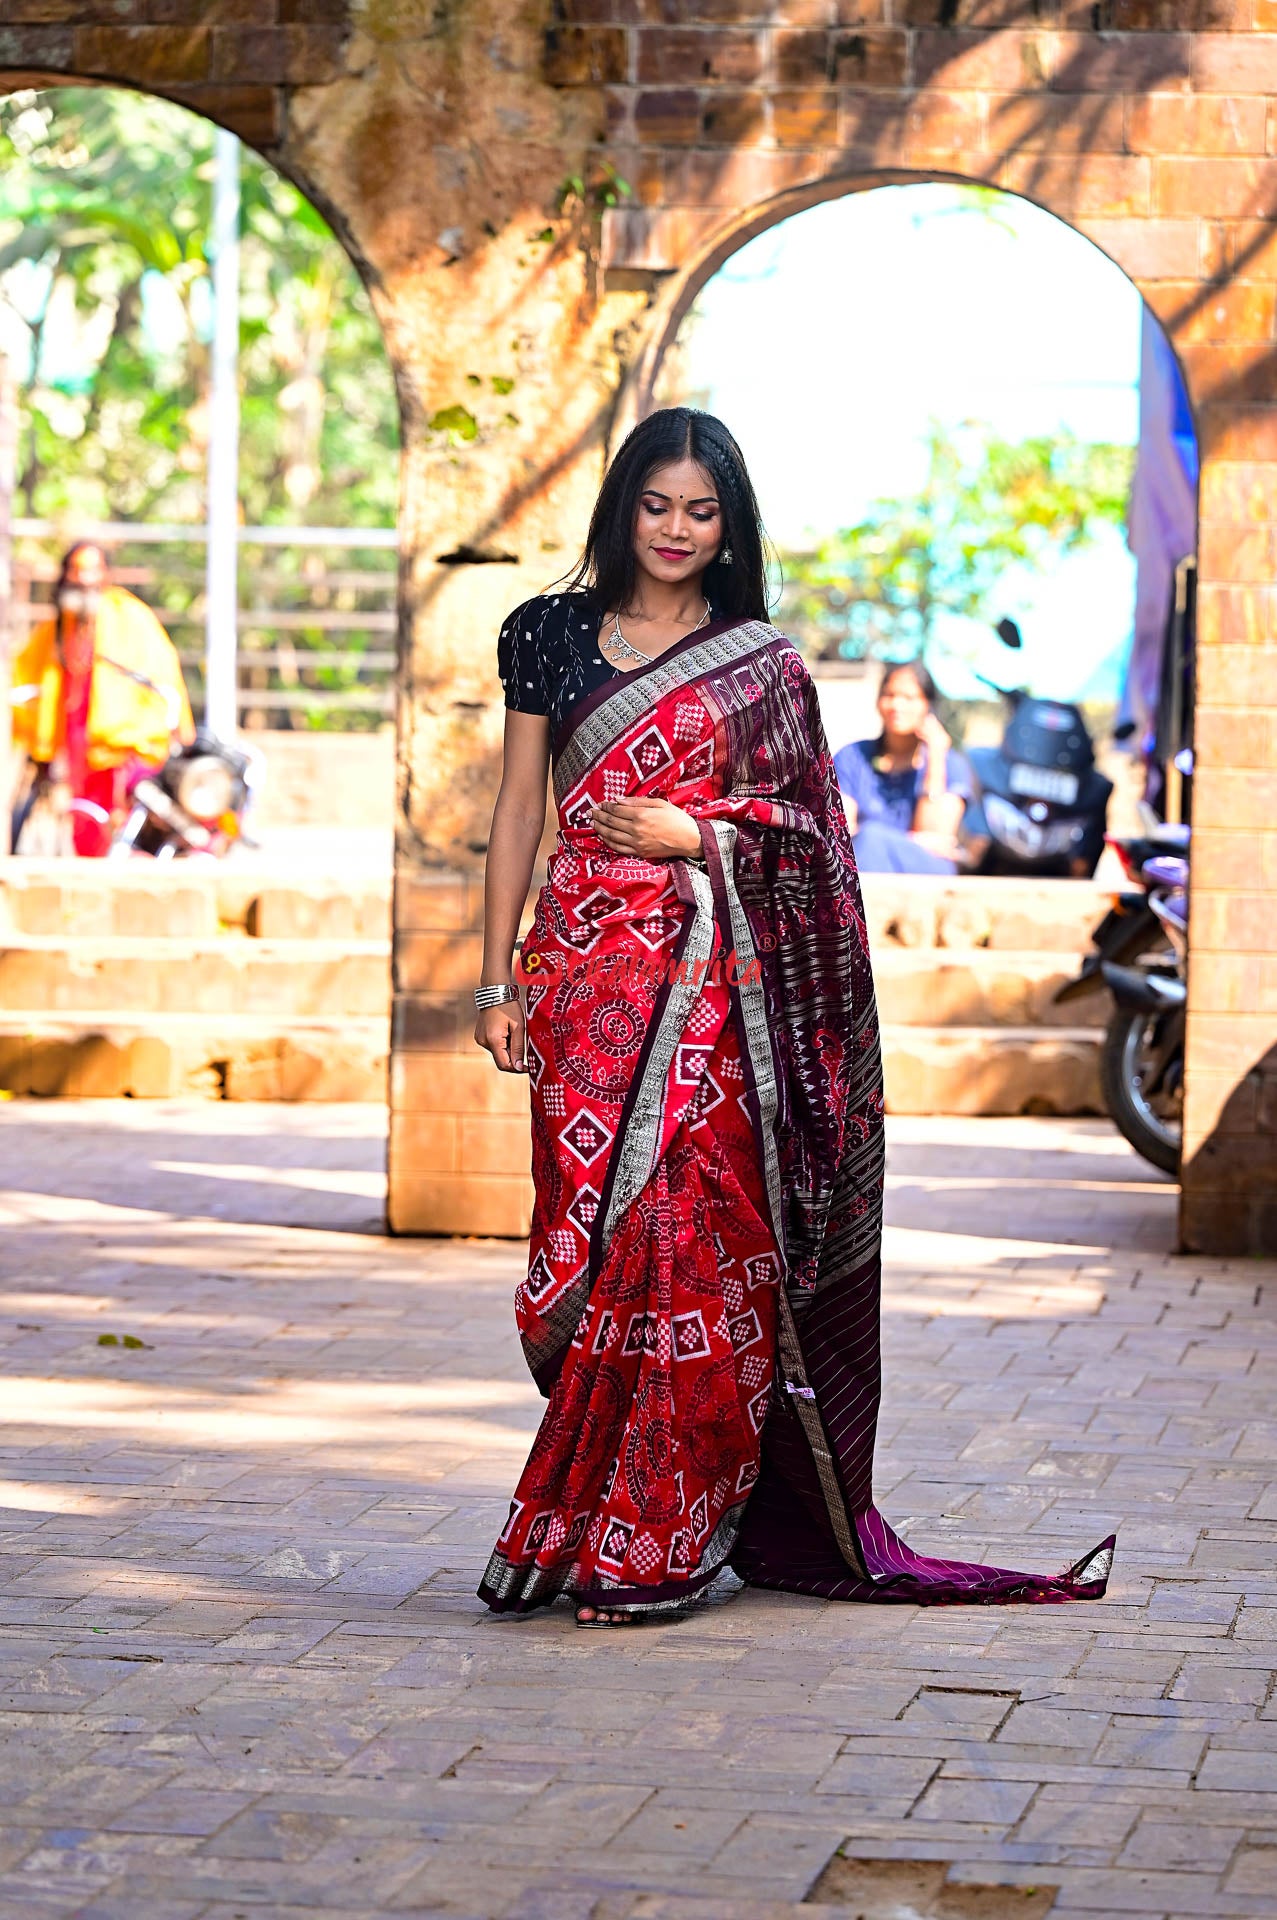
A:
[{"left": 719, "top": 544, "right": 733, "bottom": 566}]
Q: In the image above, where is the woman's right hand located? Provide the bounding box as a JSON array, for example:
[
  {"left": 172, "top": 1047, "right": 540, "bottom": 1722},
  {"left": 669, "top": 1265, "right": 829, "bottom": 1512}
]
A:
[{"left": 474, "top": 997, "right": 528, "bottom": 1073}]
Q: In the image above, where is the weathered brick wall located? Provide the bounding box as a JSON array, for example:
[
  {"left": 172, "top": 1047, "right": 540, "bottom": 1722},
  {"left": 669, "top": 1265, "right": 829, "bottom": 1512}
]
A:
[
  {"left": 1, "top": 1, "right": 1273, "bottom": 1250},
  {"left": 566, "top": 5, "right": 1277, "bottom": 1251}
]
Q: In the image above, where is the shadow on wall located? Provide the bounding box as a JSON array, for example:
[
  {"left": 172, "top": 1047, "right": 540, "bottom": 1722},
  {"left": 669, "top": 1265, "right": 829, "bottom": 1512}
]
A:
[{"left": 1180, "top": 1044, "right": 1277, "bottom": 1259}]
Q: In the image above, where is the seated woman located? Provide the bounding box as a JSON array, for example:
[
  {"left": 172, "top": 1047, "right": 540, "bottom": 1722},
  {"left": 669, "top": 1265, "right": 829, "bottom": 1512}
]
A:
[{"left": 833, "top": 659, "right": 975, "bottom": 876}]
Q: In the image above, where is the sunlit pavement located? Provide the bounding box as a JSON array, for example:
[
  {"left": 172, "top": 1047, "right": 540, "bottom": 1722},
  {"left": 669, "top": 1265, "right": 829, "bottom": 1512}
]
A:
[{"left": 1, "top": 1104, "right": 1275, "bottom": 1920}]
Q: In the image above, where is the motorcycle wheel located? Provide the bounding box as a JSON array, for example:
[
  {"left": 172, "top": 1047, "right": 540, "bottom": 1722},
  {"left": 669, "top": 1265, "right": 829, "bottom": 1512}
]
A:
[{"left": 1099, "top": 1008, "right": 1182, "bottom": 1177}]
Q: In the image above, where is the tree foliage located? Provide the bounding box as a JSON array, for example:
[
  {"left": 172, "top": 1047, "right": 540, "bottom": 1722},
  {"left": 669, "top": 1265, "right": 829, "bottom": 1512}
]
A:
[
  {"left": 776, "top": 425, "right": 1135, "bottom": 663},
  {"left": 0, "top": 87, "right": 400, "bottom": 729},
  {"left": 0, "top": 86, "right": 398, "bottom": 529}
]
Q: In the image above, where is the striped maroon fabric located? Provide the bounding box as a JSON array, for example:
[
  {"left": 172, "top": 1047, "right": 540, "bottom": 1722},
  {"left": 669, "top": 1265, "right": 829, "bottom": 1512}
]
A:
[{"left": 678, "top": 631, "right": 1114, "bottom": 1605}]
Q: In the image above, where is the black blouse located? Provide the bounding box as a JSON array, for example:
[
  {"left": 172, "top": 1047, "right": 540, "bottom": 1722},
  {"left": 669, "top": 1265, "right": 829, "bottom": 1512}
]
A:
[{"left": 496, "top": 590, "right": 617, "bottom": 742}]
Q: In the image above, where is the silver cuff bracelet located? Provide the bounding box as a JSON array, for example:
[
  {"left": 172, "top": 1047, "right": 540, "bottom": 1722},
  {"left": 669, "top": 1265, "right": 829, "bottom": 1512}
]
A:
[{"left": 474, "top": 982, "right": 519, "bottom": 1010}]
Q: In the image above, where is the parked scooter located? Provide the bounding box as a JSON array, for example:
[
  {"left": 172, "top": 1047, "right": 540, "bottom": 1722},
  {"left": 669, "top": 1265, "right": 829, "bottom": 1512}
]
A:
[
  {"left": 109, "top": 727, "right": 261, "bottom": 860},
  {"left": 1053, "top": 818, "right": 1188, "bottom": 1174},
  {"left": 965, "top": 619, "right": 1113, "bottom": 878}
]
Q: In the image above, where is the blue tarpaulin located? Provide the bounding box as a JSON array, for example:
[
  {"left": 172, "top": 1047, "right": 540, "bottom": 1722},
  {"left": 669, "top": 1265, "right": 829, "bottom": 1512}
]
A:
[{"left": 1120, "top": 307, "right": 1199, "bottom": 755}]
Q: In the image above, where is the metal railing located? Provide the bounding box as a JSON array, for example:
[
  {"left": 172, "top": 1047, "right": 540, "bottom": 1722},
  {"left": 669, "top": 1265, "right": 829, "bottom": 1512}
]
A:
[{"left": 12, "top": 520, "right": 399, "bottom": 729}]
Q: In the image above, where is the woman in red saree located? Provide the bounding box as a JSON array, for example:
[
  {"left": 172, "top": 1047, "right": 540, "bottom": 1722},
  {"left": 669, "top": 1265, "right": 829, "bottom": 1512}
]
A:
[{"left": 474, "top": 408, "right": 1114, "bottom": 1626}]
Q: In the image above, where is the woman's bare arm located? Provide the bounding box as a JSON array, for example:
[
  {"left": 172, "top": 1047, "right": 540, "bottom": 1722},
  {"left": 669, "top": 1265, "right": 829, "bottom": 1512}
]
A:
[
  {"left": 475, "top": 709, "right": 550, "bottom": 1072},
  {"left": 911, "top": 713, "right": 965, "bottom": 841}
]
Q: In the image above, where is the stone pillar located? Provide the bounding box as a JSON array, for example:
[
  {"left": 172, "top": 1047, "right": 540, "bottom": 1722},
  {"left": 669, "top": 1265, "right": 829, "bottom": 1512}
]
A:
[
  {"left": 282, "top": 3, "right": 646, "bottom": 1235},
  {"left": 1179, "top": 425, "right": 1277, "bottom": 1256}
]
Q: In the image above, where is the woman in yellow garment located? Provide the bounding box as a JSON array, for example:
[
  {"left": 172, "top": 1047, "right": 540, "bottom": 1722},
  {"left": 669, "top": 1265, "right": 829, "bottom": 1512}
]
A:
[{"left": 11, "top": 541, "right": 195, "bottom": 855}]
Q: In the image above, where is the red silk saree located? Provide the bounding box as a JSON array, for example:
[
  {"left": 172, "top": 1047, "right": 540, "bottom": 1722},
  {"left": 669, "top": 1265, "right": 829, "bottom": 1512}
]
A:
[{"left": 478, "top": 616, "right": 1114, "bottom": 1616}]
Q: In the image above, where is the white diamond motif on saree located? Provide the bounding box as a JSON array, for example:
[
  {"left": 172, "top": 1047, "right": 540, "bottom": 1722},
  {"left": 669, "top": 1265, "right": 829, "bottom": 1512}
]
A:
[
  {"left": 671, "top": 1310, "right": 711, "bottom": 1361},
  {"left": 745, "top": 1250, "right": 779, "bottom": 1291},
  {"left": 566, "top": 885, "right": 627, "bottom": 950},
  {"left": 562, "top": 791, "right": 595, "bottom": 831},
  {"left": 625, "top": 723, "right": 674, "bottom": 781},
  {"left": 558, "top": 1110, "right": 614, "bottom": 1167},
  {"left": 674, "top": 1044, "right": 711, "bottom": 1086},
  {"left": 681, "top": 738, "right": 714, "bottom": 782},
  {"left": 565, "top": 1182, "right": 601, "bottom": 1237},
  {"left": 691, "top": 1068, "right": 726, "bottom": 1120},
  {"left": 631, "top": 913, "right": 682, "bottom": 953}
]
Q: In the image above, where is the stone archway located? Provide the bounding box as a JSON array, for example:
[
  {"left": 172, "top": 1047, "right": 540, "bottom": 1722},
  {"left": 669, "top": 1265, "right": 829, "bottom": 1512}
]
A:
[
  {"left": 0, "top": 6, "right": 1273, "bottom": 1254},
  {"left": 612, "top": 171, "right": 1200, "bottom": 843},
  {"left": 589, "top": 83, "right": 1275, "bottom": 1259},
  {"left": 609, "top": 167, "right": 1199, "bottom": 462}
]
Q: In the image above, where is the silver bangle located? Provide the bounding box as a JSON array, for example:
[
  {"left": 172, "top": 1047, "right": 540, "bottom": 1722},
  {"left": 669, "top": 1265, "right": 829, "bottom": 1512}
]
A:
[{"left": 474, "top": 982, "right": 519, "bottom": 1010}]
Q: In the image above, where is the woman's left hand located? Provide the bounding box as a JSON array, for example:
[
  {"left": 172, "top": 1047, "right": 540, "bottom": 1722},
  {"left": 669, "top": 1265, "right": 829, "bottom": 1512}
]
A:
[
  {"left": 918, "top": 711, "right": 952, "bottom": 762},
  {"left": 912, "top": 829, "right": 958, "bottom": 858},
  {"left": 591, "top": 796, "right": 702, "bottom": 860}
]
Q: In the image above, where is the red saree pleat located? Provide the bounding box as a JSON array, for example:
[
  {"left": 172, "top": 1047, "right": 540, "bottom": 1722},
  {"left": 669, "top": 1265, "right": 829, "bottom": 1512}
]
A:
[
  {"left": 479, "top": 954, "right": 780, "bottom": 1613},
  {"left": 480, "top": 617, "right": 1115, "bottom": 1618}
]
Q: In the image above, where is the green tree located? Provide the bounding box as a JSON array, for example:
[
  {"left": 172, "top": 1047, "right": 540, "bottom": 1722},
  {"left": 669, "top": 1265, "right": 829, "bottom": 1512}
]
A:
[
  {"left": 0, "top": 88, "right": 400, "bottom": 729},
  {"left": 777, "top": 425, "right": 1134, "bottom": 664},
  {"left": 0, "top": 87, "right": 398, "bottom": 528}
]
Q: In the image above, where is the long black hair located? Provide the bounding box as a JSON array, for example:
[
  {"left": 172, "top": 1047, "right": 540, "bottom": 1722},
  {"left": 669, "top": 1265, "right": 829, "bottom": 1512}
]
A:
[{"left": 566, "top": 407, "right": 771, "bottom": 623}]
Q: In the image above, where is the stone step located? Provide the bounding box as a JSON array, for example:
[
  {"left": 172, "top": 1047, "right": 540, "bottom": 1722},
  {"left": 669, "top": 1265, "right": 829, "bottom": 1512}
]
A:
[
  {"left": 0, "top": 1013, "right": 1098, "bottom": 1121},
  {"left": 0, "top": 1014, "right": 1100, "bottom": 1117},
  {"left": 0, "top": 858, "right": 394, "bottom": 941},
  {"left": 0, "top": 1012, "right": 388, "bottom": 1101},
  {"left": 0, "top": 935, "right": 389, "bottom": 1017},
  {"left": 2, "top": 857, "right": 1109, "bottom": 951},
  {"left": 860, "top": 873, "right": 1109, "bottom": 953},
  {"left": 872, "top": 948, "right": 1102, "bottom": 1029},
  {"left": 880, "top": 1023, "right": 1102, "bottom": 1115},
  {"left": 1, "top": 931, "right": 1100, "bottom": 1028}
]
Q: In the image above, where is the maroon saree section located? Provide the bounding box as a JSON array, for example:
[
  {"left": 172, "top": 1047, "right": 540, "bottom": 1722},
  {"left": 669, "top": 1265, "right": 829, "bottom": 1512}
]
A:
[{"left": 663, "top": 627, "right": 1114, "bottom": 1607}]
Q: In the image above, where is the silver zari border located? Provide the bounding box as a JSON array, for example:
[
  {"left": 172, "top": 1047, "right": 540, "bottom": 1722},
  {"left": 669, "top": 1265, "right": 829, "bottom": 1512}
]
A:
[
  {"left": 704, "top": 817, "right": 786, "bottom": 1266},
  {"left": 553, "top": 619, "right": 775, "bottom": 806}
]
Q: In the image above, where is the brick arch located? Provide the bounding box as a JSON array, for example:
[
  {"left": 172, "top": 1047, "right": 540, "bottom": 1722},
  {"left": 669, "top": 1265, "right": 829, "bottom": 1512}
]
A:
[
  {"left": 599, "top": 130, "right": 1274, "bottom": 1250},
  {"left": 1, "top": 7, "right": 1274, "bottom": 1252},
  {"left": 610, "top": 165, "right": 1201, "bottom": 453}
]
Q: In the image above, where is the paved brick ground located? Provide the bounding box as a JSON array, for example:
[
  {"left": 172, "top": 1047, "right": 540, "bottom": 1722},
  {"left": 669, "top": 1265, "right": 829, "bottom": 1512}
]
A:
[{"left": 0, "top": 1103, "right": 1274, "bottom": 1920}]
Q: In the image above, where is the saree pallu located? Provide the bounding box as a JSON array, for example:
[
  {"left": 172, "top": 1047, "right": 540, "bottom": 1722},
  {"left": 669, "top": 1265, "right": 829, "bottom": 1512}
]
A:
[{"left": 479, "top": 618, "right": 1114, "bottom": 1615}]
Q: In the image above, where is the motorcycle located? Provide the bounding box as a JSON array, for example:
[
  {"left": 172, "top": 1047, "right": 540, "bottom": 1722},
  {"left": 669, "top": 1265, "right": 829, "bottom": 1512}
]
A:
[
  {"left": 1053, "top": 822, "right": 1188, "bottom": 1175},
  {"left": 965, "top": 619, "right": 1113, "bottom": 878},
  {"left": 109, "top": 726, "right": 261, "bottom": 860},
  {"left": 9, "top": 664, "right": 191, "bottom": 856}
]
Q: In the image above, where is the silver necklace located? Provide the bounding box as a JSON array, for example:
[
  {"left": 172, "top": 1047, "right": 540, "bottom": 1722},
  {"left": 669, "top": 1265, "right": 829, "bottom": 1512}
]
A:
[{"left": 604, "top": 597, "right": 711, "bottom": 669}]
